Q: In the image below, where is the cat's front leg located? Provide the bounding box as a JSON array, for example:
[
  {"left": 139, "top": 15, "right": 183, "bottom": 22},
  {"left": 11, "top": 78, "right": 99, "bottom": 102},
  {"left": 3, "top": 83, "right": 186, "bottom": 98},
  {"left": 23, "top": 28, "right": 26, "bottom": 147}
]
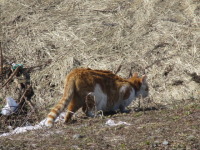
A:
[
  {"left": 86, "top": 111, "right": 95, "bottom": 117},
  {"left": 119, "top": 105, "right": 131, "bottom": 113},
  {"left": 82, "top": 105, "right": 95, "bottom": 117}
]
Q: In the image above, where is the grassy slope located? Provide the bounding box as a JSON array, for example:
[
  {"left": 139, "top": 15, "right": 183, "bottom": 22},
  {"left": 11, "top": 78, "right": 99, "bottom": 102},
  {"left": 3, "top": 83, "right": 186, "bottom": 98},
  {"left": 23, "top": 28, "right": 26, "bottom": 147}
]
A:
[{"left": 0, "top": 0, "right": 199, "bottom": 107}]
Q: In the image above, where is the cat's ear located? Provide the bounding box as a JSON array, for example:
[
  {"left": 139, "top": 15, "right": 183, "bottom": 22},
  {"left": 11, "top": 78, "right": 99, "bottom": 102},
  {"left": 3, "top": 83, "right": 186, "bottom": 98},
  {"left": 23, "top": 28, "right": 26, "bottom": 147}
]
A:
[
  {"left": 141, "top": 75, "right": 147, "bottom": 82},
  {"left": 133, "top": 72, "right": 138, "bottom": 78}
]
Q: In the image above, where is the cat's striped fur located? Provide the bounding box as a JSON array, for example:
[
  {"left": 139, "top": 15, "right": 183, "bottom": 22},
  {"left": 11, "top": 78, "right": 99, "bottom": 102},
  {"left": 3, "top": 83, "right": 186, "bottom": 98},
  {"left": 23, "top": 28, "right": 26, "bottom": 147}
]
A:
[{"left": 45, "top": 68, "right": 148, "bottom": 127}]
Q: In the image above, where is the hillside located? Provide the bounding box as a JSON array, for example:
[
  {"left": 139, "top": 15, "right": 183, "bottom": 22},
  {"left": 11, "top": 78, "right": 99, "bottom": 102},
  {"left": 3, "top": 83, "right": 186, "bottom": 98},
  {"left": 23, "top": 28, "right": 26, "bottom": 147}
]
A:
[{"left": 0, "top": 0, "right": 200, "bottom": 149}]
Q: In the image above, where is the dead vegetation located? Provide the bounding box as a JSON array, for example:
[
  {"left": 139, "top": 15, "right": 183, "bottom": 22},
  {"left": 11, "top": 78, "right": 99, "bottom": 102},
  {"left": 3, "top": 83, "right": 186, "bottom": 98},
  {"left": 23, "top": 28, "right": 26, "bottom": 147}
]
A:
[
  {"left": 0, "top": 0, "right": 200, "bottom": 149},
  {"left": 1, "top": 0, "right": 200, "bottom": 106}
]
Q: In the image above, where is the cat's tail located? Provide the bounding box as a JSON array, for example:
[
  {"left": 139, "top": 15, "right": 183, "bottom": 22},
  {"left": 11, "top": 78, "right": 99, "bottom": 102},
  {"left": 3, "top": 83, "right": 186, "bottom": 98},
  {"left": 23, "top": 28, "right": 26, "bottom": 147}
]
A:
[{"left": 45, "top": 77, "right": 75, "bottom": 127}]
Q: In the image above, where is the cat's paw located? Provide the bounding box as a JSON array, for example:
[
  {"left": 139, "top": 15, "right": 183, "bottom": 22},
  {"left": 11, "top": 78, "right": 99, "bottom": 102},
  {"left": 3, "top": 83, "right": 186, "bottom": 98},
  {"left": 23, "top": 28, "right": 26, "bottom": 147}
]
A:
[
  {"left": 120, "top": 109, "right": 131, "bottom": 113},
  {"left": 44, "top": 119, "right": 54, "bottom": 128}
]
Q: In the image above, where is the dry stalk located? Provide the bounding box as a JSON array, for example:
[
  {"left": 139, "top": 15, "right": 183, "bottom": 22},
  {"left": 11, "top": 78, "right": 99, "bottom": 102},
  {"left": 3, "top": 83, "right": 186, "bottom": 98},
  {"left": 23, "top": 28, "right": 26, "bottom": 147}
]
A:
[
  {"left": 14, "top": 102, "right": 30, "bottom": 127},
  {"left": 18, "top": 85, "right": 31, "bottom": 105},
  {"left": 1, "top": 66, "right": 21, "bottom": 89},
  {"left": 114, "top": 64, "right": 122, "bottom": 75},
  {"left": 92, "top": 9, "right": 117, "bottom": 14},
  {"left": 25, "top": 59, "right": 52, "bottom": 73},
  {"left": 0, "top": 42, "right": 3, "bottom": 86},
  {"left": 128, "top": 67, "right": 133, "bottom": 78},
  {"left": 142, "top": 97, "right": 145, "bottom": 114},
  {"left": 18, "top": 85, "right": 39, "bottom": 120}
]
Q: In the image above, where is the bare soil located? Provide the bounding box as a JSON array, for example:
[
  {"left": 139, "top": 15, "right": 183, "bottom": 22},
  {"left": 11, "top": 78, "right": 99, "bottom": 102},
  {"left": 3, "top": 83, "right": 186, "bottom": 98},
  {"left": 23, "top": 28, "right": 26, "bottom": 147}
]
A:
[{"left": 0, "top": 101, "right": 200, "bottom": 150}]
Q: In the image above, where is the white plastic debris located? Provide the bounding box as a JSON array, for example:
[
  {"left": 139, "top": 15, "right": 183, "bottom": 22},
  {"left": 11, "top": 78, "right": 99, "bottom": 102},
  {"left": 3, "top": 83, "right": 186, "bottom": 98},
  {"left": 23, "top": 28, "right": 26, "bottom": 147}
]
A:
[
  {"left": 105, "top": 119, "right": 131, "bottom": 126},
  {"left": 1, "top": 97, "right": 19, "bottom": 115},
  {"left": 162, "top": 140, "right": 169, "bottom": 145}
]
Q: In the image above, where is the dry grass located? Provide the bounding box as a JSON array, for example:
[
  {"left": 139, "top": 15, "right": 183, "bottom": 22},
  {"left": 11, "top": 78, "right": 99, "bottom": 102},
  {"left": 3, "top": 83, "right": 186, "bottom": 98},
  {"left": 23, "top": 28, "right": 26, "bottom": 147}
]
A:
[{"left": 0, "top": 0, "right": 200, "bottom": 144}]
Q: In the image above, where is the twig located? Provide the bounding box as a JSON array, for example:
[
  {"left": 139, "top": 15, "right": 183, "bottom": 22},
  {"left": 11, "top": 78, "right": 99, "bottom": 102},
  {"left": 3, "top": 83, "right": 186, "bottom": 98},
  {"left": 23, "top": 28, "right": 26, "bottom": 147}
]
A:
[
  {"left": 114, "top": 58, "right": 125, "bottom": 75},
  {"left": 142, "top": 97, "right": 145, "bottom": 114},
  {"left": 18, "top": 85, "right": 31, "bottom": 105},
  {"left": 114, "top": 64, "right": 122, "bottom": 75},
  {"left": 25, "top": 59, "right": 52, "bottom": 73},
  {"left": 128, "top": 67, "right": 133, "bottom": 78},
  {"left": 93, "top": 9, "right": 117, "bottom": 14},
  {"left": 19, "top": 85, "right": 39, "bottom": 120},
  {"left": 0, "top": 66, "right": 21, "bottom": 89},
  {"left": 25, "top": 100, "right": 39, "bottom": 120},
  {"left": 0, "top": 42, "right": 3, "bottom": 86}
]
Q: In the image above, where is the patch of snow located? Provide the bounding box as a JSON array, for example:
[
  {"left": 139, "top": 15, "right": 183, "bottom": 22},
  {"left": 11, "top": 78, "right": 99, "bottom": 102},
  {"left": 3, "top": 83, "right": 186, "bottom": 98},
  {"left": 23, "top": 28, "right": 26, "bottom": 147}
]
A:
[{"left": 0, "top": 112, "right": 66, "bottom": 137}]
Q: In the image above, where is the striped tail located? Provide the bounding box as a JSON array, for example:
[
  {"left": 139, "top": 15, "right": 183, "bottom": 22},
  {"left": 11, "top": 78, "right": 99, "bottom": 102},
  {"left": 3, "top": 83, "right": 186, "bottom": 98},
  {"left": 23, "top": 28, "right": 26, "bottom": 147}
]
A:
[{"left": 45, "top": 78, "right": 75, "bottom": 127}]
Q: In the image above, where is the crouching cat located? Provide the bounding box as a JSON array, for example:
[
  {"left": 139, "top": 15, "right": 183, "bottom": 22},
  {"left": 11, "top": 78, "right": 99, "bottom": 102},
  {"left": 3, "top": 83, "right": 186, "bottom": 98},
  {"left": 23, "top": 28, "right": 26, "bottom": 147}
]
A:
[{"left": 45, "top": 68, "right": 149, "bottom": 127}]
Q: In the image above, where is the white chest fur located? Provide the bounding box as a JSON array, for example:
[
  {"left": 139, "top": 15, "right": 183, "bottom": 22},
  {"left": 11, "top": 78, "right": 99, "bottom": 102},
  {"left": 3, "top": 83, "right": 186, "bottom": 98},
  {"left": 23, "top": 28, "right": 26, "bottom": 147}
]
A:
[
  {"left": 93, "top": 84, "right": 108, "bottom": 111},
  {"left": 112, "top": 85, "right": 136, "bottom": 111},
  {"left": 91, "top": 84, "right": 136, "bottom": 112},
  {"left": 120, "top": 86, "right": 136, "bottom": 107}
]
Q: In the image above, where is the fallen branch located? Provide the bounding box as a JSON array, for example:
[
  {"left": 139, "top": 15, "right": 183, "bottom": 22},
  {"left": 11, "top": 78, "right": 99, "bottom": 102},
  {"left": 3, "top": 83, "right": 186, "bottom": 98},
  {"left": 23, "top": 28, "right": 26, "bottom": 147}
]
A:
[
  {"left": 18, "top": 85, "right": 31, "bottom": 105},
  {"left": 1, "top": 66, "right": 21, "bottom": 89}
]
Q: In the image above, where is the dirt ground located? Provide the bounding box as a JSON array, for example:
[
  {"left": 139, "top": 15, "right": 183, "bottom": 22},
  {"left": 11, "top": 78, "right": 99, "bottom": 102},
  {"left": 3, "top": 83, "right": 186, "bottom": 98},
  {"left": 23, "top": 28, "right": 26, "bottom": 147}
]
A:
[
  {"left": 0, "top": 0, "right": 200, "bottom": 149},
  {"left": 0, "top": 100, "right": 200, "bottom": 150}
]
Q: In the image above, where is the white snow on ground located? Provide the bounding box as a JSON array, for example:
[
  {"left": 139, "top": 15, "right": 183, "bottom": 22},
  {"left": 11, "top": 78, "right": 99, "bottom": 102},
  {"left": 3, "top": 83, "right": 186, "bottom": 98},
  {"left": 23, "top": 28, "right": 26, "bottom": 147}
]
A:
[
  {"left": 0, "top": 112, "right": 66, "bottom": 137},
  {"left": 0, "top": 113, "right": 132, "bottom": 137}
]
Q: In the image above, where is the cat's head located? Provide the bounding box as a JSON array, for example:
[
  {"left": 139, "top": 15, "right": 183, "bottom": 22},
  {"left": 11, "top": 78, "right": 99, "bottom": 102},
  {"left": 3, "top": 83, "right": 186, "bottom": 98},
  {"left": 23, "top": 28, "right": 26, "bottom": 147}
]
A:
[
  {"left": 138, "top": 75, "right": 149, "bottom": 98},
  {"left": 129, "top": 73, "right": 149, "bottom": 98}
]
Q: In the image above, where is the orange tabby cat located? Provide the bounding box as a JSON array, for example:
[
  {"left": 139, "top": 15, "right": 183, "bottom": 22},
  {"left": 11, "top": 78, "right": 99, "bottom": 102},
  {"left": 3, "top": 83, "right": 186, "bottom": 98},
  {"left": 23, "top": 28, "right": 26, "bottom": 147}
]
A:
[{"left": 45, "top": 68, "right": 148, "bottom": 127}]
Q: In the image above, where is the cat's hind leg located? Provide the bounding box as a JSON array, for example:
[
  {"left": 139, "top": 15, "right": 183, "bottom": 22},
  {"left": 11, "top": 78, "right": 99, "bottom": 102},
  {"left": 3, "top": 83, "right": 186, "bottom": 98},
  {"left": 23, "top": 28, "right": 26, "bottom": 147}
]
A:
[{"left": 64, "top": 98, "right": 82, "bottom": 123}]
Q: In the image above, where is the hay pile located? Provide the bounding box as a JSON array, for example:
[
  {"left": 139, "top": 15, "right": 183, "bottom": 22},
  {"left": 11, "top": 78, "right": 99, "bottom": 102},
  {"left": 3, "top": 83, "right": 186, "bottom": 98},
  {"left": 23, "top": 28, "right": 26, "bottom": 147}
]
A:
[{"left": 0, "top": 0, "right": 200, "bottom": 116}]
